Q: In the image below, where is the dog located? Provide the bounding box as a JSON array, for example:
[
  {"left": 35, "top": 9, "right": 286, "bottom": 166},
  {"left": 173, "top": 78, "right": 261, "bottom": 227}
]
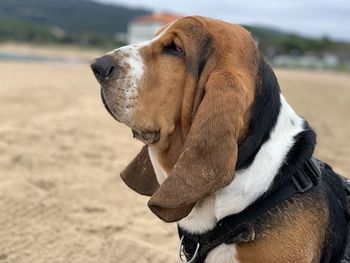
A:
[{"left": 91, "top": 16, "right": 349, "bottom": 263}]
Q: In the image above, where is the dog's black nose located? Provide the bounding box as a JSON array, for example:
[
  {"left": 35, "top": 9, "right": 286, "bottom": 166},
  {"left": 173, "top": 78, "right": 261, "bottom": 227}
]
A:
[{"left": 90, "top": 56, "right": 115, "bottom": 82}]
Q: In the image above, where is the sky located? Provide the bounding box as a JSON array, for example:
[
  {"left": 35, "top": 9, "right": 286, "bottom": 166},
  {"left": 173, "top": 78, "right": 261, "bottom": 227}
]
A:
[{"left": 94, "top": 0, "right": 350, "bottom": 41}]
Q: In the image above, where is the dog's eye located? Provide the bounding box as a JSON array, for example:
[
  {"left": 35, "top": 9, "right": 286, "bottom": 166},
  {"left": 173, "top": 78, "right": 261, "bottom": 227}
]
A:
[
  {"left": 174, "top": 44, "right": 183, "bottom": 53},
  {"left": 163, "top": 42, "right": 185, "bottom": 58}
]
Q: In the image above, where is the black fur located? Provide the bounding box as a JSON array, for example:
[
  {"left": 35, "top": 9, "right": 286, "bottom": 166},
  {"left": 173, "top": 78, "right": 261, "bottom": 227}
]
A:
[
  {"left": 256, "top": 95, "right": 348, "bottom": 262},
  {"left": 269, "top": 121, "right": 317, "bottom": 193},
  {"left": 185, "top": 22, "right": 213, "bottom": 78},
  {"left": 197, "top": 36, "right": 213, "bottom": 77},
  {"left": 234, "top": 57, "right": 348, "bottom": 261},
  {"left": 236, "top": 56, "right": 281, "bottom": 170},
  {"left": 319, "top": 165, "right": 349, "bottom": 262}
]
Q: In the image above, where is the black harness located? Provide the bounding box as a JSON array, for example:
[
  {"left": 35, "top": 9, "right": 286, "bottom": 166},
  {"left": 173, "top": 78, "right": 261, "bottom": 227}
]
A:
[{"left": 177, "top": 157, "right": 323, "bottom": 263}]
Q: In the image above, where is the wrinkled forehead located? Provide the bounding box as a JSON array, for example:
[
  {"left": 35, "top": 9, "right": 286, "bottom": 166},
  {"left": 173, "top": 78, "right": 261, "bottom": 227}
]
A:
[
  {"left": 149, "top": 17, "right": 207, "bottom": 46},
  {"left": 151, "top": 16, "right": 252, "bottom": 49},
  {"left": 155, "top": 16, "right": 204, "bottom": 34}
]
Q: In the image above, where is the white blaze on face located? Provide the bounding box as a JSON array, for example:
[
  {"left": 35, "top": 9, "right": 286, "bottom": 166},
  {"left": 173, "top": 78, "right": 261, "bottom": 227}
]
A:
[
  {"left": 103, "top": 22, "right": 176, "bottom": 125},
  {"left": 119, "top": 46, "right": 144, "bottom": 119},
  {"left": 104, "top": 44, "right": 146, "bottom": 125}
]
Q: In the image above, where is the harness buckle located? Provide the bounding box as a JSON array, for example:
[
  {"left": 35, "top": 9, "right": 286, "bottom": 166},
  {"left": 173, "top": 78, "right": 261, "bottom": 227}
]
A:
[
  {"left": 306, "top": 158, "right": 322, "bottom": 183},
  {"left": 178, "top": 236, "right": 200, "bottom": 263},
  {"left": 292, "top": 158, "right": 321, "bottom": 193},
  {"left": 292, "top": 173, "right": 313, "bottom": 193}
]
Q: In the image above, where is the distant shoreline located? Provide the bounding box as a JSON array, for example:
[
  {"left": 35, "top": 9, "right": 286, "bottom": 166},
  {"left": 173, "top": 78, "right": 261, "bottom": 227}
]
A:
[
  {"left": 0, "top": 51, "right": 87, "bottom": 64},
  {"left": 0, "top": 42, "right": 106, "bottom": 63}
]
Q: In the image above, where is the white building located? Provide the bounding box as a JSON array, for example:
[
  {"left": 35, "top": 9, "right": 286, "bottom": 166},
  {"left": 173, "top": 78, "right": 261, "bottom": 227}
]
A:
[{"left": 127, "top": 13, "right": 182, "bottom": 44}]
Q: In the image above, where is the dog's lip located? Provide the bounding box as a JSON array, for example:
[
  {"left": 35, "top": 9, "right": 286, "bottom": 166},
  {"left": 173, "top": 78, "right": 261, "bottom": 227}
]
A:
[
  {"left": 100, "top": 87, "right": 121, "bottom": 123},
  {"left": 132, "top": 129, "right": 160, "bottom": 145}
]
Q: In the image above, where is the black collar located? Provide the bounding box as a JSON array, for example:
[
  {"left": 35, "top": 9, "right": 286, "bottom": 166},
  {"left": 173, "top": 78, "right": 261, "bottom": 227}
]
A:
[{"left": 177, "top": 157, "right": 323, "bottom": 263}]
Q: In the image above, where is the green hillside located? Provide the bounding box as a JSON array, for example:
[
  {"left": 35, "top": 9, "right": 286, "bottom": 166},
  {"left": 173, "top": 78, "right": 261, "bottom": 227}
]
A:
[
  {"left": 0, "top": 17, "right": 123, "bottom": 47},
  {"left": 0, "top": 0, "right": 150, "bottom": 34},
  {"left": 0, "top": 0, "right": 150, "bottom": 47}
]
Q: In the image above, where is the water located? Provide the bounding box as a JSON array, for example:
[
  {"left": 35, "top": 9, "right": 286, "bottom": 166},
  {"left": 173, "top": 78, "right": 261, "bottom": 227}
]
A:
[{"left": 0, "top": 51, "right": 86, "bottom": 64}]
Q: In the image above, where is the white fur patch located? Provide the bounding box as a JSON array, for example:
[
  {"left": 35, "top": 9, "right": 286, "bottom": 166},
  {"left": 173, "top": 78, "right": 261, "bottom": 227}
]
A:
[
  {"left": 104, "top": 44, "right": 144, "bottom": 124},
  {"left": 148, "top": 146, "right": 168, "bottom": 184},
  {"left": 179, "top": 95, "right": 304, "bottom": 233},
  {"left": 120, "top": 47, "right": 144, "bottom": 120},
  {"left": 105, "top": 22, "right": 175, "bottom": 124},
  {"left": 205, "top": 244, "right": 240, "bottom": 263},
  {"left": 178, "top": 195, "right": 217, "bottom": 234},
  {"left": 214, "top": 94, "right": 304, "bottom": 220}
]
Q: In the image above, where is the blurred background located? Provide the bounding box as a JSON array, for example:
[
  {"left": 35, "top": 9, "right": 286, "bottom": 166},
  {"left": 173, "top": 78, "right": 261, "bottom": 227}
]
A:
[{"left": 0, "top": 0, "right": 349, "bottom": 262}]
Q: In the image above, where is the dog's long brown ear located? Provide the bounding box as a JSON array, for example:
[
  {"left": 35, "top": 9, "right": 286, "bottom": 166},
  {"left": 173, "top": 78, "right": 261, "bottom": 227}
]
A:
[
  {"left": 148, "top": 71, "right": 252, "bottom": 222},
  {"left": 120, "top": 146, "right": 159, "bottom": 196}
]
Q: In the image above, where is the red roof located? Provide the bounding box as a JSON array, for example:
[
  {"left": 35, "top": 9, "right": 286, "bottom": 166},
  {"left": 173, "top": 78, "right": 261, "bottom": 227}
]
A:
[{"left": 132, "top": 13, "right": 183, "bottom": 24}]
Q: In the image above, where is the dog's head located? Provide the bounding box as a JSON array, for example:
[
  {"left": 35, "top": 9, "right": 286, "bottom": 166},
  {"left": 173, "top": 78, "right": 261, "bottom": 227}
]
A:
[{"left": 91, "top": 16, "right": 278, "bottom": 222}]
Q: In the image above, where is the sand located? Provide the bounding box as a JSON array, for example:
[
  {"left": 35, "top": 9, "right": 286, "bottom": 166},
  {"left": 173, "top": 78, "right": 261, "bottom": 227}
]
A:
[{"left": 0, "top": 53, "right": 349, "bottom": 262}]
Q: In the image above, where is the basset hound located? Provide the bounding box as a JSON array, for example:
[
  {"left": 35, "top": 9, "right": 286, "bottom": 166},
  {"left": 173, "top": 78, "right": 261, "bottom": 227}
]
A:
[{"left": 90, "top": 16, "right": 350, "bottom": 263}]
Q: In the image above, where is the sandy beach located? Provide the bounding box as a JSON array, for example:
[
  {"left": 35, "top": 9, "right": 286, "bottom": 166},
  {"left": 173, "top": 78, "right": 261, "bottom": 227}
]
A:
[{"left": 0, "top": 47, "right": 349, "bottom": 262}]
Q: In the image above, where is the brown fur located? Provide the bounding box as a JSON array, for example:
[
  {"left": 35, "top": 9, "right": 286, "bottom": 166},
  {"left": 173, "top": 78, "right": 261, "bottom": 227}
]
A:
[
  {"left": 120, "top": 16, "right": 259, "bottom": 222},
  {"left": 98, "top": 15, "right": 331, "bottom": 262},
  {"left": 237, "top": 193, "right": 328, "bottom": 262},
  {"left": 138, "top": 17, "right": 258, "bottom": 221},
  {"left": 120, "top": 146, "right": 159, "bottom": 196}
]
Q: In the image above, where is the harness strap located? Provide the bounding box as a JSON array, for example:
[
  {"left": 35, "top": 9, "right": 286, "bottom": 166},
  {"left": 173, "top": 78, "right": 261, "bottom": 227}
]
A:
[{"left": 178, "top": 157, "right": 323, "bottom": 263}]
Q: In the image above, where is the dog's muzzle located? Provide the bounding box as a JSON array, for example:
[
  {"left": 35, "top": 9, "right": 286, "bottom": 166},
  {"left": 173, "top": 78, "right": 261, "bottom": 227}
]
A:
[{"left": 100, "top": 88, "right": 120, "bottom": 122}]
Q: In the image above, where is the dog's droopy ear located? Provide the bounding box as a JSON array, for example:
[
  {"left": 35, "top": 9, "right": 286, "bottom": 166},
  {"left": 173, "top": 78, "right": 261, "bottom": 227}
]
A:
[
  {"left": 120, "top": 146, "right": 159, "bottom": 196},
  {"left": 148, "top": 72, "right": 252, "bottom": 222}
]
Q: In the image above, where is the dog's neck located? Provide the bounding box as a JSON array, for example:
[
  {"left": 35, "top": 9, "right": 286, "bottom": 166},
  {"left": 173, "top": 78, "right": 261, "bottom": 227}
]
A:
[{"left": 149, "top": 94, "right": 313, "bottom": 234}]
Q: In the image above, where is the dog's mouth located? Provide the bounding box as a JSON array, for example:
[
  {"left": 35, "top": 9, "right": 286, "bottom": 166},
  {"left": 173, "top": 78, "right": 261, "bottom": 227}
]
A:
[
  {"left": 100, "top": 88, "right": 160, "bottom": 144},
  {"left": 132, "top": 129, "right": 160, "bottom": 144},
  {"left": 100, "top": 88, "right": 121, "bottom": 123}
]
